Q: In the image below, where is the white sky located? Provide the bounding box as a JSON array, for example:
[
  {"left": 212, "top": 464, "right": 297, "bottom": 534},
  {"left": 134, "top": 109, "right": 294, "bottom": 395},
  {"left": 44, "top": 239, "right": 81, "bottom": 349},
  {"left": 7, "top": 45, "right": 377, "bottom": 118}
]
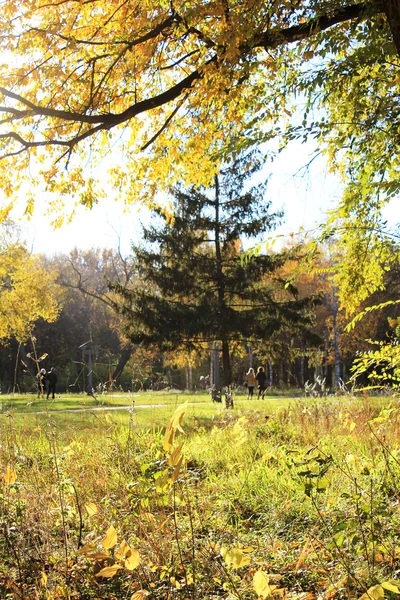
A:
[{"left": 11, "top": 139, "right": 397, "bottom": 256}]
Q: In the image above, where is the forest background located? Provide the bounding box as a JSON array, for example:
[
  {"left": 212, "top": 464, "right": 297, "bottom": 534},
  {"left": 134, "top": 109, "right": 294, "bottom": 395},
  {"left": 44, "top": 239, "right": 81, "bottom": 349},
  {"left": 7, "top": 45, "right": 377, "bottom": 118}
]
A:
[{"left": 0, "top": 0, "right": 400, "bottom": 395}]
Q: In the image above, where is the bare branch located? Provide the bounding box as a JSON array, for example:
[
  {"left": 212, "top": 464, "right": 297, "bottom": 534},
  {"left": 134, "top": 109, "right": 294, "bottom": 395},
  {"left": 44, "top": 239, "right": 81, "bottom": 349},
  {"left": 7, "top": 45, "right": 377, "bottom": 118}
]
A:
[
  {"left": 253, "top": 1, "right": 378, "bottom": 49},
  {"left": 141, "top": 93, "right": 188, "bottom": 151},
  {"left": 28, "top": 12, "right": 179, "bottom": 48}
]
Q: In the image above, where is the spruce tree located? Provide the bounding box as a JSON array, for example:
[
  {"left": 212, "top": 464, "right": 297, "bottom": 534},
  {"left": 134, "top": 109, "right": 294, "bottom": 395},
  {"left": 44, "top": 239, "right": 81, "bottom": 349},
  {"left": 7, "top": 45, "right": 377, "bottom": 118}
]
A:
[{"left": 115, "top": 152, "right": 319, "bottom": 389}]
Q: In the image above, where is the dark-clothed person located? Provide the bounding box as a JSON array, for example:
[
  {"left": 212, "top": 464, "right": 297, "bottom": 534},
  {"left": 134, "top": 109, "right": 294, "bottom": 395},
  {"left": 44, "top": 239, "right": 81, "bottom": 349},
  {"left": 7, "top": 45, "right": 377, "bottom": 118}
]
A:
[
  {"left": 47, "top": 367, "right": 57, "bottom": 400},
  {"left": 255, "top": 366, "right": 267, "bottom": 399}
]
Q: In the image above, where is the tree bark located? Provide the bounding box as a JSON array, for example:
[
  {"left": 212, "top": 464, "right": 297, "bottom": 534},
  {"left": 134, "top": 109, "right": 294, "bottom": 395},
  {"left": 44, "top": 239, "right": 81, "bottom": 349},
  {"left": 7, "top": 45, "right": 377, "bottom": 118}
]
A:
[
  {"left": 111, "top": 345, "right": 133, "bottom": 382},
  {"left": 269, "top": 361, "right": 273, "bottom": 387},
  {"left": 383, "top": 0, "right": 400, "bottom": 55},
  {"left": 221, "top": 339, "right": 232, "bottom": 388},
  {"left": 214, "top": 175, "right": 233, "bottom": 391},
  {"left": 332, "top": 286, "right": 341, "bottom": 389}
]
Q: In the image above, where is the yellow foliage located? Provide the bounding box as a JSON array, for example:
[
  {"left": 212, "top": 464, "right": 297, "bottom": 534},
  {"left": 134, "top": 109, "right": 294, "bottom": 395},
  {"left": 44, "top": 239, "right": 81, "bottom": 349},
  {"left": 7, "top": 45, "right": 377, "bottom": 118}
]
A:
[
  {"left": 0, "top": 237, "right": 61, "bottom": 342},
  {"left": 101, "top": 525, "right": 118, "bottom": 550},
  {"left": 84, "top": 502, "right": 98, "bottom": 516},
  {"left": 220, "top": 546, "right": 251, "bottom": 569},
  {"left": 124, "top": 549, "right": 140, "bottom": 571},
  {"left": 95, "top": 564, "right": 123, "bottom": 578},
  {"left": 168, "top": 443, "right": 184, "bottom": 467},
  {"left": 164, "top": 403, "right": 187, "bottom": 451},
  {"left": 3, "top": 466, "right": 17, "bottom": 485},
  {"left": 253, "top": 570, "right": 274, "bottom": 599}
]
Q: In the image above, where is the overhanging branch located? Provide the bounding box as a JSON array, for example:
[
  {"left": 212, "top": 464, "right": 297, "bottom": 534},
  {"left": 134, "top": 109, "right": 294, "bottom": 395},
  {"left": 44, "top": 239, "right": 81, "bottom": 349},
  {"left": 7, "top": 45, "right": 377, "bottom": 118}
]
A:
[{"left": 0, "top": 0, "right": 384, "bottom": 156}]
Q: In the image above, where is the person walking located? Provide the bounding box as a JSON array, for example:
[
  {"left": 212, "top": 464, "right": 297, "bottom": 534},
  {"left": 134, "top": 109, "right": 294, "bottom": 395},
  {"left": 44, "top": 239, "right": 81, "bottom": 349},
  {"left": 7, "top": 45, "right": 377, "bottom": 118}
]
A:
[
  {"left": 245, "top": 367, "right": 257, "bottom": 398},
  {"left": 46, "top": 367, "right": 58, "bottom": 400},
  {"left": 37, "top": 368, "right": 47, "bottom": 398},
  {"left": 256, "top": 366, "right": 268, "bottom": 399}
]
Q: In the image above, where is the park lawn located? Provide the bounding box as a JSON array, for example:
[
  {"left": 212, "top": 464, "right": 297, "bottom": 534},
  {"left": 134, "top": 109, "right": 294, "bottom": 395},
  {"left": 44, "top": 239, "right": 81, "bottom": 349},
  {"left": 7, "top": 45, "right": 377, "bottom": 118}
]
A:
[
  {"left": 0, "top": 389, "right": 300, "bottom": 414},
  {"left": 0, "top": 389, "right": 214, "bottom": 413},
  {"left": 2, "top": 394, "right": 297, "bottom": 436}
]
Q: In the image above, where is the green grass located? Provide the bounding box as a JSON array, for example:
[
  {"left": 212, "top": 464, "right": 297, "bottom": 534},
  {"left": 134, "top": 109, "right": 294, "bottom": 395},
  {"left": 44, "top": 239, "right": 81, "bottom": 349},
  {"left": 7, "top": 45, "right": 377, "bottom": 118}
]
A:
[
  {"left": 2, "top": 394, "right": 297, "bottom": 436},
  {"left": 0, "top": 393, "right": 398, "bottom": 599},
  {"left": 0, "top": 389, "right": 298, "bottom": 414}
]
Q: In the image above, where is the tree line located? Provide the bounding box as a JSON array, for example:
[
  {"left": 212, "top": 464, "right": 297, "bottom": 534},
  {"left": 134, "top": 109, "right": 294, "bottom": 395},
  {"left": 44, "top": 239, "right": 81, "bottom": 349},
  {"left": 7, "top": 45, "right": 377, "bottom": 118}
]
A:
[{"left": 0, "top": 154, "right": 398, "bottom": 395}]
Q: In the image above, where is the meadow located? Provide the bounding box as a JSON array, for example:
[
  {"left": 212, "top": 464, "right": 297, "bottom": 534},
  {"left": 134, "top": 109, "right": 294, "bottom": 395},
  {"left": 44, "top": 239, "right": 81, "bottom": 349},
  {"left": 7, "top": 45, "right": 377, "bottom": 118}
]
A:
[{"left": 0, "top": 391, "right": 399, "bottom": 600}]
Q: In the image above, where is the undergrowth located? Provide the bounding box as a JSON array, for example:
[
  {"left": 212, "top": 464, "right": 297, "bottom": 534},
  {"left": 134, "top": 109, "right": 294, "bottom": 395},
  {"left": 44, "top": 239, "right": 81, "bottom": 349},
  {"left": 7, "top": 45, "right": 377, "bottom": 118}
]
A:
[{"left": 0, "top": 397, "right": 399, "bottom": 599}]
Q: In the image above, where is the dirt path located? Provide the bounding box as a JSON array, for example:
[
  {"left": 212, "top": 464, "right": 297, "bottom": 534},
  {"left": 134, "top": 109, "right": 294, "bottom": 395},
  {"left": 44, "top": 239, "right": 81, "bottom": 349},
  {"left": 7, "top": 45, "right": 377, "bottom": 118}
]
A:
[{"left": 28, "top": 400, "right": 212, "bottom": 415}]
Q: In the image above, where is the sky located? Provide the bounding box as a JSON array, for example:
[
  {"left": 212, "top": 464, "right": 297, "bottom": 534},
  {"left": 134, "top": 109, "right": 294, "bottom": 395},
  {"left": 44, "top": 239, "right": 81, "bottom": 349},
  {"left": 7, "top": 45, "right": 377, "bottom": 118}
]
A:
[
  {"left": 11, "top": 139, "right": 345, "bottom": 257},
  {"left": 11, "top": 138, "right": 398, "bottom": 257}
]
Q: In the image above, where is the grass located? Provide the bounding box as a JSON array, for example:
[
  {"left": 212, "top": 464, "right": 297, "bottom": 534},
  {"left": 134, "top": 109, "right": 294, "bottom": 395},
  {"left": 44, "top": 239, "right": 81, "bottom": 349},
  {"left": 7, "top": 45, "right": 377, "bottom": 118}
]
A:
[
  {"left": 0, "top": 393, "right": 398, "bottom": 599},
  {"left": 0, "top": 389, "right": 298, "bottom": 416},
  {"left": 0, "top": 390, "right": 209, "bottom": 412}
]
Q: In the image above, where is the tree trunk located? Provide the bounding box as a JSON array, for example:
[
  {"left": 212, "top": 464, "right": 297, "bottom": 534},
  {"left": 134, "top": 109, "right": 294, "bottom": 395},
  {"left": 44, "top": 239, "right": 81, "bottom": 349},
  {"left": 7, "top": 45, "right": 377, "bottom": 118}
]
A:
[
  {"left": 111, "top": 345, "right": 133, "bottom": 382},
  {"left": 383, "top": 0, "right": 400, "bottom": 56},
  {"left": 269, "top": 361, "right": 273, "bottom": 387},
  {"left": 332, "top": 286, "right": 341, "bottom": 389},
  {"left": 213, "top": 175, "right": 233, "bottom": 399},
  {"left": 185, "top": 363, "right": 193, "bottom": 391},
  {"left": 279, "top": 361, "right": 284, "bottom": 388},
  {"left": 221, "top": 339, "right": 232, "bottom": 387}
]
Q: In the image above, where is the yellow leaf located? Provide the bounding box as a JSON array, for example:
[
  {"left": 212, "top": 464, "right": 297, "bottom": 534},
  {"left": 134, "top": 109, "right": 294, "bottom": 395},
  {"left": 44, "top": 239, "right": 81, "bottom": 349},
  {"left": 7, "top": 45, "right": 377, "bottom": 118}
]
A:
[
  {"left": 3, "top": 466, "right": 17, "bottom": 485},
  {"left": 171, "top": 403, "right": 187, "bottom": 432},
  {"left": 101, "top": 525, "right": 117, "bottom": 550},
  {"left": 221, "top": 547, "right": 251, "bottom": 569},
  {"left": 125, "top": 549, "right": 140, "bottom": 570},
  {"left": 88, "top": 552, "right": 110, "bottom": 560},
  {"left": 141, "top": 512, "right": 156, "bottom": 523},
  {"left": 164, "top": 425, "right": 175, "bottom": 452},
  {"left": 164, "top": 403, "right": 187, "bottom": 451},
  {"left": 168, "top": 443, "right": 184, "bottom": 467},
  {"left": 85, "top": 502, "right": 98, "bottom": 516},
  {"left": 154, "top": 470, "right": 170, "bottom": 490},
  {"left": 96, "top": 564, "right": 122, "bottom": 578},
  {"left": 40, "top": 571, "right": 47, "bottom": 587},
  {"left": 115, "top": 539, "right": 131, "bottom": 560},
  {"left": 382, "top": 581, "right": 400, "bottom": 594},
  {"left": 253, "top": 570, "right": 273, "bottom": 599},
  {"left": 77, "top": 544, "right": 97, "bottom": 555},
  {"left": 349, "top": 422, "right": 356, "bottom": 433},
  {"left": 131, "top": 592, "right": 149, "bottom": 600},
  {"left": 358, "top": 585, "right": 384, "bottom": 600},
  {"left": 172, "top": 455, "right": 184, "bottom": 483}
]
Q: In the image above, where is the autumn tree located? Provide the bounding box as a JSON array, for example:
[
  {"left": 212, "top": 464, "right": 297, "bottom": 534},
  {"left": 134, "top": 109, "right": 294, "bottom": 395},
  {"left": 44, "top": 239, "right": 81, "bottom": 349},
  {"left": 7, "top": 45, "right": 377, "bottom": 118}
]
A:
[
  {"left": 0, "top": 222, "right": 61, "bottom": 390},
  {"left": 0, "top": 224, "right": 60, "bottom": 343},
  {"left": 0, "top": 0, "right": 398, "bottom": 234},
  {"left": 113, "top": 152, "right": 320, "bottom": 390},
  {"left": 48, "top": 247, "right": 137, "bottom": 384}
]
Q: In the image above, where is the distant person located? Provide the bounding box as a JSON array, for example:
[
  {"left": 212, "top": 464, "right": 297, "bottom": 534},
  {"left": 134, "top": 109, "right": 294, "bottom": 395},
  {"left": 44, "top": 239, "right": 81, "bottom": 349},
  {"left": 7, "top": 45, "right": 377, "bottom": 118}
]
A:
[
  {"left": 47, "top": 367, "right": 58, "bottom": 400},
  {"left": 245, "top": 367, "right": 257, "bottom": 398},
  {"left": 256, "top": 366, "right": 267, "bottom": 399},
  {"left": 37, "top": 368, "right": 47, "bottom": 398}
]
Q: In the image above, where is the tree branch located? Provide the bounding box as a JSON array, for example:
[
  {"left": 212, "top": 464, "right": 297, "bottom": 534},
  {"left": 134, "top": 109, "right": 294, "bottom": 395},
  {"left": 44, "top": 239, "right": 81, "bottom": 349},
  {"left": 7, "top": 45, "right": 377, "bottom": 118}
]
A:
[
  {"left": 252, "top": 1, "right": 380, "bottom": 49},
  {"left": 0, "top": 0, "right": 383, "bottom": 157}
]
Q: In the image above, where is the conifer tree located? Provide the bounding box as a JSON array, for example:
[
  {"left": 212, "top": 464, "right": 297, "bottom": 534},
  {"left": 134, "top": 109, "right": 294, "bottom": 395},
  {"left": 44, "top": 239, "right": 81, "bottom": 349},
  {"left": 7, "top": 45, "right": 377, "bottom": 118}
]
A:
[{"left": 115, "top": 153, "right": 319, "bottom": 387}]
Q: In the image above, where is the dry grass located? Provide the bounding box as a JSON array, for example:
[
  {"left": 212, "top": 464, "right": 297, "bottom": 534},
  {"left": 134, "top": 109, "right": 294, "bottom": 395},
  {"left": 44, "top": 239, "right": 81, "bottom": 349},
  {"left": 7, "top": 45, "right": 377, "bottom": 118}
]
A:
[{"left": 0, "top": 395, "right": 398, "bottom": 599}]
